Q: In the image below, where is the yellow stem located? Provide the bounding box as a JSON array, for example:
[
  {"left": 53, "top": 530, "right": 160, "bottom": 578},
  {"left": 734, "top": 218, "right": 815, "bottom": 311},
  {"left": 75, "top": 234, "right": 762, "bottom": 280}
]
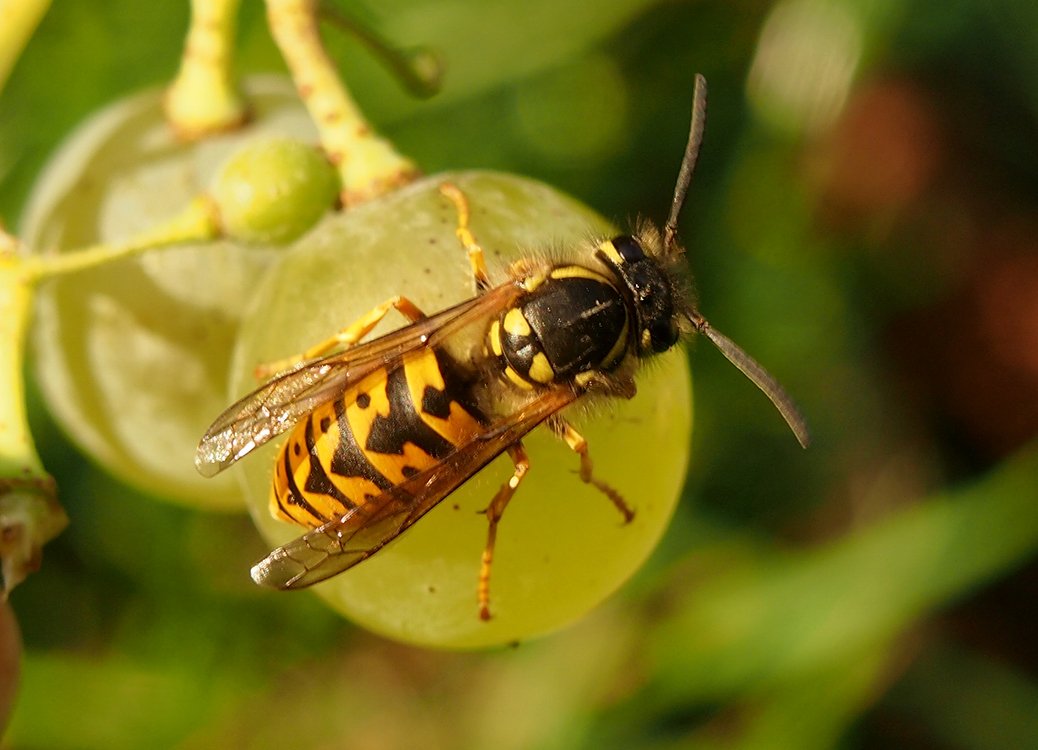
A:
[
  {"left": 0, "top": 250, "right": 45, "bottom": 482},
  {"left": 265, "top": 0, "right": 418, "bottom": 205},
  {"left": 0, "top": 0, "right": 51, "bottom": 96},
  {"left": 21, "top": 195, "right": 220, "bottom": 283},
  {"left": 0, "top": 195, "right": 219, "bottom": 593},
  {"left": 0, "top": 232, "right": 66, "bottom": 597},
  {"left": 164, "top": 0, "right": 247, "bottom": 139}
]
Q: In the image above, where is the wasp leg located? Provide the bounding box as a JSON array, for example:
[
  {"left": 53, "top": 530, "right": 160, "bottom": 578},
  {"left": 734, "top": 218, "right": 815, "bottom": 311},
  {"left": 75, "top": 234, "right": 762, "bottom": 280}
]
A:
[
  {"left": 253, "top": 295, "right": 428, "bottom": 379},
  {"left": 477, "top": 442, "right": 530, "bottom": 621},
  {"left": 439, "top": 182, "right": 493, "bottom": 295},
  {"left": 549, "top": 418, "right": 634, "bottom": 523}
]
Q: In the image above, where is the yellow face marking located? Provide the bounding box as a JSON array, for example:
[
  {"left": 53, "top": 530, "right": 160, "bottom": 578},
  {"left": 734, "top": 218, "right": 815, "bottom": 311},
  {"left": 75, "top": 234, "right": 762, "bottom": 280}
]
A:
[
  {"left": 488, "top": 320, "right": 503, "bottom": 356},
  {"left": 503, "top": 308, "right": 531, "bottom": 337},
  {"left": 504, "top": 365, "right": 534, "bottom": 390},
  {"left": 549, "top": 265, "right": 612, "bottom": 284},
  {"left": 597, "top": 239, "right": 624, "bottom": 265},
  {"left": 527, "top": 352, "right": 555, "bottom": 384}
]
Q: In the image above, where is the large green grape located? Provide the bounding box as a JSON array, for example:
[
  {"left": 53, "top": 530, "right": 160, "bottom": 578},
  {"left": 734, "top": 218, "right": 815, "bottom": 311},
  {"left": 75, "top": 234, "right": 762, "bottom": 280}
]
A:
[
  {"left": 233, "top": 172, "right": 692, "bottom": 648},
  {"left": 22, "top": 77, "right": 325, "bottom": 509}
]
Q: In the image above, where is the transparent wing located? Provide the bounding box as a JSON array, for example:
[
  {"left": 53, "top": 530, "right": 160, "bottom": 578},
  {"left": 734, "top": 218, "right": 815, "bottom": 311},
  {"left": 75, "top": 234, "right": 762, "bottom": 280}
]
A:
[
  {"left": 195, "top": 283, "right": 523, "bottom": 477},
  {"left": 250, "top": 385, "right": 581, "bottom": 589}
]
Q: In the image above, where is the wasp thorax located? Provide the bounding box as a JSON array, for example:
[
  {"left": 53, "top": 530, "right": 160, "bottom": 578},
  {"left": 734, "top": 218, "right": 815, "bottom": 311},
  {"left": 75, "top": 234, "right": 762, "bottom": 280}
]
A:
[{"left": 486, "top": 264, "right": 632, "bottom": 391}]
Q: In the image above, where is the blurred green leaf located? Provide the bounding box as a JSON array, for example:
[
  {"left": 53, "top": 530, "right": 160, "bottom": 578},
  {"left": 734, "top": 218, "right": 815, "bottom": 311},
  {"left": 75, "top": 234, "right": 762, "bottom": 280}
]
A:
[
  {"left": 8, "top": 651, "right": 252, "bottom": 750},
  {"left": 649, "top": 442, "right": 1038, "bottom": 702},
  {"left": 885, "top": 640, "right": 1038, "bottom": 750}
]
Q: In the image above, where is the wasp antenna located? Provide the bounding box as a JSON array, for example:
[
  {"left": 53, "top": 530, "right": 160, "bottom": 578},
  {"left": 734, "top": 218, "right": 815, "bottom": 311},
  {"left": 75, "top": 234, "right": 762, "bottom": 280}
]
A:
[
  {"left": 663, "top": 74, "right": 709, "bottom": 253},
  {"left": 691, "top": 313, "right": 810, "bottom": 448}
]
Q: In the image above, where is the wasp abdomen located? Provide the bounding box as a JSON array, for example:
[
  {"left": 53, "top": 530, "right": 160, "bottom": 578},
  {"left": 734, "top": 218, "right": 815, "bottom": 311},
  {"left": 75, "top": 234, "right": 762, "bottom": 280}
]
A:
[{"left": 272, "top": 349, "right": 486, "bottom": 529}]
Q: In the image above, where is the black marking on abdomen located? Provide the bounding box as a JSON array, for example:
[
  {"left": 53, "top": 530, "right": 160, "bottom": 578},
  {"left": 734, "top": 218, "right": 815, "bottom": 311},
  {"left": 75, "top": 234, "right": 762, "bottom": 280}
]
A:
[
  {"left": 420, "top": 382, "right": 453, "bottom": 419},
  {"left": 302, "top": 414, "right": 357, "bottom": 511},
  {"left": 424, "top": 350, "right": 487, "bottom": 422},
  {"left": 366, "top": 366, "right": 455, "bottom": 458},
  {"left": 280, "top": 440, "right": 329, "bottom": 522},
  {"left": 331, "top": 398, "right": 393, "bottom": 491}
]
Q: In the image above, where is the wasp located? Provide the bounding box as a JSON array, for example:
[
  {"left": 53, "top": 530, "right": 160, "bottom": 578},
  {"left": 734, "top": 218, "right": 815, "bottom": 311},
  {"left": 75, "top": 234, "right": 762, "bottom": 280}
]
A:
[{"left": 195, "top": 76, "right": 809, "bottom": 620}]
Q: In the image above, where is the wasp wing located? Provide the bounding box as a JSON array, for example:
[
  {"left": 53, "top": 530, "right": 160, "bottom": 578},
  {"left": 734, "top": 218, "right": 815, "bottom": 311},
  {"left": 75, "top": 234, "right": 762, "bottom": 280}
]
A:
[
  {"left": 195, "top": 283, "right": 523, "bottom": 477},
  {"left": 250, "top": 385, "right": 581, "bottom": 590}
]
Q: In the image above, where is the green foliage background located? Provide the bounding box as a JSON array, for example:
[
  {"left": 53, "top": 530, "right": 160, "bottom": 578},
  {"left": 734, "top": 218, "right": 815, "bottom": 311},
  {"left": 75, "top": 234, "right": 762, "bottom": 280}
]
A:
[{"left": 2, "top": 0, "right": 1038, "bottom": 747}]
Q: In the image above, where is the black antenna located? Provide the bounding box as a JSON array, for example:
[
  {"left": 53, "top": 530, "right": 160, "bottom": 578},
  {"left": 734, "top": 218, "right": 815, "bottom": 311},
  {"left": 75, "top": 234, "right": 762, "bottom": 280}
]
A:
[
  {"left": 690, "top": 313, "right": 811, "bottom": 448},
  {"left": 670, "top": 76, "right": 810, "bottom": 448},
  {"left": 663, "top": 74, "right": 708, "bottom": 252}
]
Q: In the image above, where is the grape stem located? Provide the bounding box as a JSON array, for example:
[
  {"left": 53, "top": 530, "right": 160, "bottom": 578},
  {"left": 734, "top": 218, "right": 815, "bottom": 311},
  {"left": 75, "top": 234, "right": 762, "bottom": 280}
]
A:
[
  {"left": 0, "top": 230, "right": 65, "bottom": 597},
  {"left": 19, "top": 195, "right": 220, "bottom": 283},
  {"left": 164, "top": 0, "right": 247, "bottom": 139},
  {"left": 317, "top": 3, "right": 443, "bottom": 99},
  {"left": 0, "top": 0, "right": 51, "bottom": 97},
  {"left": 0, "top": 197, "right": 219, "bottom": 595},
  {"left": 265, "top": 0, "right": 419, "bottom": 205}
]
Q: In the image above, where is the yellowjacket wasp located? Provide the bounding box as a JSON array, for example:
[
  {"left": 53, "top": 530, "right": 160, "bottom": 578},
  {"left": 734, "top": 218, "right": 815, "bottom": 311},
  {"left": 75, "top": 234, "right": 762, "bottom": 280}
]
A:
[{"left": 196, "top": 76, "right": 809, "bottom": 620}]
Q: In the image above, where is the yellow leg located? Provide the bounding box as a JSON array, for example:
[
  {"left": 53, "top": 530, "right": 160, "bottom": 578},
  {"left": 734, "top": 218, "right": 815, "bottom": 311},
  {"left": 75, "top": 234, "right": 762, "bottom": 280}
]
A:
[
  {"left": 253, "top": 295, "right": 427, "bottom": 379},
  {"left": 549, "top": 418, "right": 634, "bottom": 523},
  {"left": 477, "top": 442, "right": 529, "bottom": 621},
  {"left": 439, "top": 182, "right": 492, "bottom": 294}
]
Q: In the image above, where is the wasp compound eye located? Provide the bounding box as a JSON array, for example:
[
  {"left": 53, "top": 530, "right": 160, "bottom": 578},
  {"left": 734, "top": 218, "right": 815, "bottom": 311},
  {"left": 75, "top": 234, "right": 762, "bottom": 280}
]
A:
[
  {"left": 650, "top": 318, "right": 680, "bottom": 352},
  {"left": 611, "top": 235, "right": 646, "bottom": 263}
]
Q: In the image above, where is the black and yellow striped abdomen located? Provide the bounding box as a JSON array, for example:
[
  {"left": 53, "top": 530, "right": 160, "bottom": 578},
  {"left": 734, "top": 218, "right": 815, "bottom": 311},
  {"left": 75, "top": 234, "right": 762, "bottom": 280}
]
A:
[{"left": 272, "top": 348, "right": 487, "bottom": 529}]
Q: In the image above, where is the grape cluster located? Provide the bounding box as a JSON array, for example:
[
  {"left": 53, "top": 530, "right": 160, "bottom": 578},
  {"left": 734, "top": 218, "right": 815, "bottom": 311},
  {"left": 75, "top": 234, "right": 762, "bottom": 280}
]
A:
[{"left": 24, "top": 81, "right": 691, "bottom": 646}]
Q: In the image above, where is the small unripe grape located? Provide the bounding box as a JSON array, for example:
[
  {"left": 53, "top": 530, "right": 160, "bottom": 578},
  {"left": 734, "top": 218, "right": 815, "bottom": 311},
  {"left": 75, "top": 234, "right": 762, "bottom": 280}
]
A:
[
  {"left": 212, "top": 138, "right": 339, "bottom": 245},
  {"left": 232, "top": 172, "right": 692, "bottom": 647},
  {"left": 23, "top": 77, "right": 319, "bottom": 508}
]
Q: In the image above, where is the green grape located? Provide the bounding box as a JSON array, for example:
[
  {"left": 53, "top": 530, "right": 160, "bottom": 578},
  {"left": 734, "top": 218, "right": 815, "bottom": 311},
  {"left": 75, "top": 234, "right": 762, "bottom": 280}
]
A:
[
  {"left": 212, "top": 138, "right": 339, "bottom": 245},
  {"left": 22, "top": 77, "right": 321, "bottom": 509},
  {"left": 233, "top": 172, "right": 692, "bottom": 648}
]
